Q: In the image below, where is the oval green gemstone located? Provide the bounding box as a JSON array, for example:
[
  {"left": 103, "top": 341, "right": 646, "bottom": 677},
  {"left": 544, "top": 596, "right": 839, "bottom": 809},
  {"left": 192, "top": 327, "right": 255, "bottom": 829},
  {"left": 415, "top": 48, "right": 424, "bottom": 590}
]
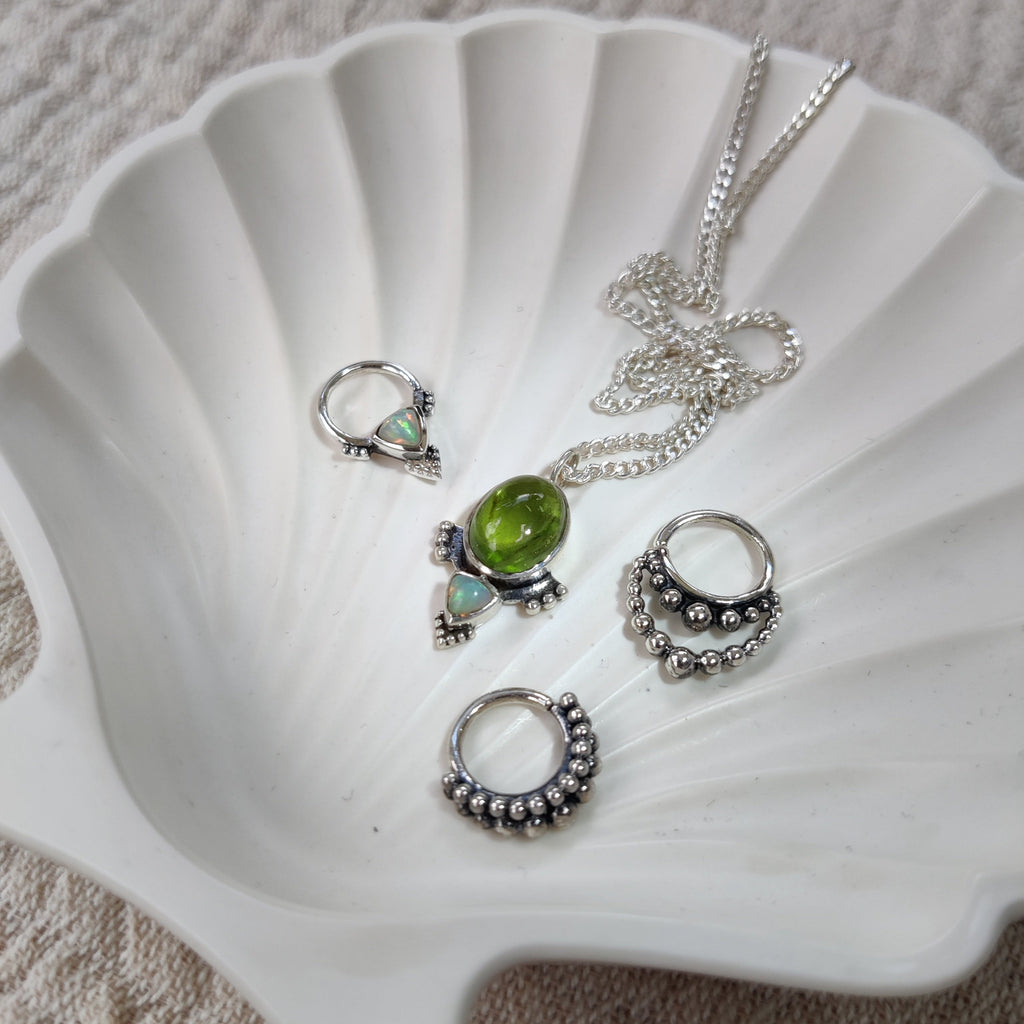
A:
[{"left": 466, "top": 475, "right": 568, "bottom": 576}]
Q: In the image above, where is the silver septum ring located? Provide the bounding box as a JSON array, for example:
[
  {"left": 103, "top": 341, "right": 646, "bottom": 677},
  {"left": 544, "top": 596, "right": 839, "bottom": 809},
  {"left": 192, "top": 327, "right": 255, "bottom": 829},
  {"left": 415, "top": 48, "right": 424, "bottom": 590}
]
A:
[
  {"left": 654, "top": 510, "right": 774, "bottom": 605},
  {"left": 317, "top": 360, "right": 441, "bottom": 480},
  {"left": 441, "top": 689, "right": 600, "bottom": 837},
  {"left": 628, "top": 510, "right": 783, "bottom": 679}
]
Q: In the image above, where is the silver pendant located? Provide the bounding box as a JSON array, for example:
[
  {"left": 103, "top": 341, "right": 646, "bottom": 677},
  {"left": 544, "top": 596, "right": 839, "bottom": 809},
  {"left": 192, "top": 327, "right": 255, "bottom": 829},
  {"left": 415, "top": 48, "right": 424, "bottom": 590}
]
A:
[
  {"left": 433, "top": 474, "right": 569, "bottom": 648},
  {"left": 317, "top": 360, "right": 441, "bottom": 480}
]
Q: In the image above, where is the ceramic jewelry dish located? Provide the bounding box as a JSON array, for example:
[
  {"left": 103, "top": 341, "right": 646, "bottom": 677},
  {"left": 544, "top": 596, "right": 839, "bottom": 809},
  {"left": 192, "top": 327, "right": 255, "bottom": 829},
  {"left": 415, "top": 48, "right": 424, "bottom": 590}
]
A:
[{"left": 0, "top": 13, "right": 1022, "bottom": 1024}]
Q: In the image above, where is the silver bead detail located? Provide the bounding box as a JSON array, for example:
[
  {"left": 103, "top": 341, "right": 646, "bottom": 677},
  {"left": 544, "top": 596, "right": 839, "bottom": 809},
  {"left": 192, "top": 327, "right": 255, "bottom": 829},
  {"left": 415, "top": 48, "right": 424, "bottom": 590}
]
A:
[
  {"left": 576, "top": 780, "right": 594, "bottom": 803},
  {"left": 645, "top": 631, "right": 671, "bottom": 655},
  {"left": 627, "top": 595, "right": 645, "bottom": 613},
  {"left": 684, "top": 602, "right": 713, "bottom": 632},
  {"left": 700, "top": 650, "right": 723, "bottom": 675},
  {"left": 551, "top": 804, "right": 575, "bottom": 828},
  {"left": 723, "top": 645, "right": 746, "bottom": 667},
  {"left": 570, "top": 739, "right": 593, "bottom": 758},
  {"left": 528, "top": 793, "right": 548, "bottom": 817},
  {"left": 558, "top": 772, "right": 580, "bottom": 794},
  {"left": 544, "top": 785, "right": 565, "bottom": 807},
  {"left": 524, "top": 818, "right": 548, "bottom": 839},
  {"left": 631, "top": 612, "right": 654, "bottom": 635},
  {"left": 451, "top": 783, "right": 472, "bottom": 805},
  {"left": 744, "top": 606, "right": 761, "bottom": 623},
  {"left": 719, "top": 608, "right": 742, "bottom": 632},
  {"left": 659, "top": 588, "right": 683, "bottom": 611},
  {"left": 508, "top": 798, "right": 528, "bottom": 821},
  {"left": 468, "top": 791, "right": 488, "bottom": 815},
  {"left": 489, "top": 796, "right": 508, "bottom": 819},
  {"left": 559, "top": 692, "right": 579, "bottom": 709},
  {"left": 666, "top": 646, "right": 697, "bottom": 679},
  {"left": 569, "top": 757, "right": 590, "bottom": 778}
]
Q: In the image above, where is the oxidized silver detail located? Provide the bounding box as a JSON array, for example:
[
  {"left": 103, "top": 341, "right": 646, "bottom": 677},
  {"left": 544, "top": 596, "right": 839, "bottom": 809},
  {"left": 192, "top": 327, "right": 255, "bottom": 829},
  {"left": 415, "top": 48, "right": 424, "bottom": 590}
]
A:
[
  {"left": 433, "top": 522, "right": 569, "bottom": 648},
  {"left": 317, "top": 360, "right": 441, "bottom": 480},
  {"left": 627, "top": 510, "right": 783, "bottom": 679},
  {"left": 442, "top": 689, "right": 599, "bottom": 836},
  {"left": 433, "top": 483, "right": 570, "bottom": 649}
]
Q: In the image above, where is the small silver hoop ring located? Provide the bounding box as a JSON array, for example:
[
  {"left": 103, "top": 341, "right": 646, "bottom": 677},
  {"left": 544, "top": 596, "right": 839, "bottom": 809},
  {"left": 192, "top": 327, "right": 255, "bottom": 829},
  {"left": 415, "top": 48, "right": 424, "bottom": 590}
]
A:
[
  {"left": 441, "top": 689, "right": 600, "bottom": 838},
  {"left": 628, "top": 510, "right": 782, "bottom": 680},
  {"left": 317, "top": 360, "right": 441, "bottom": 480},
  {"left": 654, "top": 509, "right": 774, "bottom": 605}
]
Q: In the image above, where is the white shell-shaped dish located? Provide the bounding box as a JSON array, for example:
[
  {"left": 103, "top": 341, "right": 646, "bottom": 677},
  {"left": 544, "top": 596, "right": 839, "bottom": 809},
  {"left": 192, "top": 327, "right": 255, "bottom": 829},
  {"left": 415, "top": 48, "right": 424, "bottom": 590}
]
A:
[{"left": 0, "top": 12, "right": 1022, "bottom": 1023}]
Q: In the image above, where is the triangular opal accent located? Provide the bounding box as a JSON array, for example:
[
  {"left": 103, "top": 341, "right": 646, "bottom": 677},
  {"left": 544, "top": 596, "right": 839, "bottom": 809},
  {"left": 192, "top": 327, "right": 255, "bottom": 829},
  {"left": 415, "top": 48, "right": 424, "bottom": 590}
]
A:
[
  {"left": 445, "top": 572, "right": 500, "bottom": 625},
  {"left": 376, "top": 406, "right": 424, "bottom": 451}
]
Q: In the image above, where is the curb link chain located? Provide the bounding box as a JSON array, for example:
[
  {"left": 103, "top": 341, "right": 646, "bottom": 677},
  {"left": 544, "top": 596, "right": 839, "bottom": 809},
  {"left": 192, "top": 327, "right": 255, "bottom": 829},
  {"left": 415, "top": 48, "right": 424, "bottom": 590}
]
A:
[{"left": 551, "top": 37, "right": 853, "bottom": 489}]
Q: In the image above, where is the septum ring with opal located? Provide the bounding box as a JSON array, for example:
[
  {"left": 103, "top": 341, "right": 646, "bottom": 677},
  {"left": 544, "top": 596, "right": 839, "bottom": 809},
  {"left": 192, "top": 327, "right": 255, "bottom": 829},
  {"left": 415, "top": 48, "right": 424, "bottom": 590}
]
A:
[
  {"left": 627, "top": 510, "right": 783, "bottom": 679},
  {"left": 317, "top": 360, "right": 442, "bottom": 480},
  {"left": 441, "top": 689, "right": 600, "bottom": 837}
]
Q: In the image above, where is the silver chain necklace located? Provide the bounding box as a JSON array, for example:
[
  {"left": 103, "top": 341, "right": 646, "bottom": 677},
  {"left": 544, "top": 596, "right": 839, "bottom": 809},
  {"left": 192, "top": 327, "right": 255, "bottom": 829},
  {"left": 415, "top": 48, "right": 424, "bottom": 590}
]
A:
[
  {"left": 552, "top": 36, "right": 853, "bottom": 486},
  {"left": 434, "top": 36, "right": 854, "bottom": 648}
]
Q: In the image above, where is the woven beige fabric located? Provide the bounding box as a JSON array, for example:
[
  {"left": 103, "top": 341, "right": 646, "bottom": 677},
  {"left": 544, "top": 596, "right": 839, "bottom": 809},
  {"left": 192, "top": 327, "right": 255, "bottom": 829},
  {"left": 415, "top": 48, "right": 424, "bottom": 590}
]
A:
[
  {"left": 0, "top": 841, "right": 262, "bottom": 1023},
  {"left": 471, "top": 925, "right": 1024, "bottom": 1023},
  {"left": 0, "top": 544, "right": 36, "bottom": 702},
  {"left": 0, "top": 1, "right": 1021, "bottom": 1021}
]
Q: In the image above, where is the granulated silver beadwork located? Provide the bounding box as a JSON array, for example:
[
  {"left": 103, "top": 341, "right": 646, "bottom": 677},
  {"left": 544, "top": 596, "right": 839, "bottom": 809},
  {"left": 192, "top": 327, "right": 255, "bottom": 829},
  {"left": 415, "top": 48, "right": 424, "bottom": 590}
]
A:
[
  {"left": 627, "top": 510, "right": 783, "bottom": 679},
  {"left": 441, "top": 689, "right": 599, "bottom": 837},
  {"left": 317, "top": 360, "right": 441, "bottom": 480}
]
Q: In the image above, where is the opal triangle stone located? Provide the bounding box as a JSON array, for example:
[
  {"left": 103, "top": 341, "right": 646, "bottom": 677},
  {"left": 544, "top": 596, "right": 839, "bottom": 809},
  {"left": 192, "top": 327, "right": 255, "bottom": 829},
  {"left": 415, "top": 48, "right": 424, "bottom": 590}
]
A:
[
  {"left": 376, "top": 406, "right": 424, "bottom": 451},
  {"left": 445, "top": 572, "right": 499, "bottom": 624},
  {"left": 466, "top": 474, "right": 569, "bottom": 577}
]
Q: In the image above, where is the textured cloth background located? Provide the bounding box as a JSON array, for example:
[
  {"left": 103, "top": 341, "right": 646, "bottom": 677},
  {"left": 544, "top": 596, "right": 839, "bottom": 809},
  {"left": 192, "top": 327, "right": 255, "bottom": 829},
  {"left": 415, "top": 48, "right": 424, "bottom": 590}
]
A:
[{"left": 0, "top": 1, "right": 1021, "bottom": 1021}]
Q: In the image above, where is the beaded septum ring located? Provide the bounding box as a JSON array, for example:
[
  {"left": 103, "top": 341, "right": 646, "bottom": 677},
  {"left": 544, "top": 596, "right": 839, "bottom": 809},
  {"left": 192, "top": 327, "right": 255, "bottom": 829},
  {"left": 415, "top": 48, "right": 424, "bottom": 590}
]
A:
[{"left": 627, "top": 510, "right": 783, "bottom": 680}]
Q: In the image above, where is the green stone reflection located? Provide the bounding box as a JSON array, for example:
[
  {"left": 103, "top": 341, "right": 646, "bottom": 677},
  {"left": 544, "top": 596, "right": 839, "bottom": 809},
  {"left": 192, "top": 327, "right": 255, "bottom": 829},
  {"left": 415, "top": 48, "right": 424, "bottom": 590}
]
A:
[{"left": 466, "top": 475, "right": 568, "bottom": 576}]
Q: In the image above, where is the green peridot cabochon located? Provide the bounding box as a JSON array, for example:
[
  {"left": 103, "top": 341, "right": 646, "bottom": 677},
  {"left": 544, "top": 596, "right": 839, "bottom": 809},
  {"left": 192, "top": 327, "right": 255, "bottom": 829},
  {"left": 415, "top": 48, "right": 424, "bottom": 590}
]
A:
[{"left": 466, "top": 475, "right": 569, "bottom": 576}]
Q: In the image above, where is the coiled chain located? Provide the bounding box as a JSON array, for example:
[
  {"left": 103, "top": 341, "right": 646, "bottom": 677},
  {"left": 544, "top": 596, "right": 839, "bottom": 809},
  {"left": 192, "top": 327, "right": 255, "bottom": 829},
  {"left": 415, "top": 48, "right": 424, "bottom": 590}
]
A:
[{"left": 551, "top": 38, "right": 854, "bottom": 488}]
